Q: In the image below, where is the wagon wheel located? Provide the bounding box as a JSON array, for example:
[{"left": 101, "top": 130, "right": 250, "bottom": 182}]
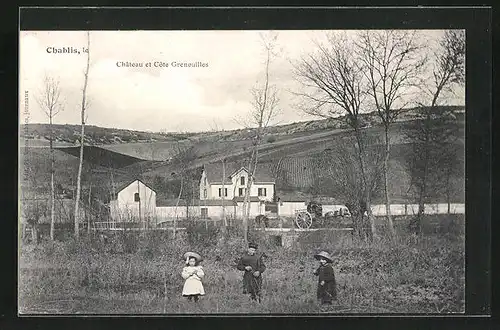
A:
[{"left": 295, "top": 211, "right": 313, "bottom": 229}]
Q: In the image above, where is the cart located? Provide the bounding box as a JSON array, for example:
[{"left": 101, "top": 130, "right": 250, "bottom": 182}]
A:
[{"left": 294, "top": 201, "right": 352, "bottom": 229}]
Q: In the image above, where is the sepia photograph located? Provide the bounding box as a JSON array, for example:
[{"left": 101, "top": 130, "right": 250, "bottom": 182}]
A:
[{"left": 18, "top": 27, "right": 467, "bottom": 315}]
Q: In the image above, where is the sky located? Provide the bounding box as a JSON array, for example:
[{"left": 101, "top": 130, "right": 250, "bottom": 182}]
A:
[{"left": 19, "top": 30, "right": 464, "bottom": 133}]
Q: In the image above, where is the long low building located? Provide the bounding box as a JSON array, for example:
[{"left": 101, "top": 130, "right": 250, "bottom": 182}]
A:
[
  {"left": 156, "top": 198, "right": 238, "bottom": 221},
  {"left": 107, "top": 179, "right": 465, "bottom": 228}
]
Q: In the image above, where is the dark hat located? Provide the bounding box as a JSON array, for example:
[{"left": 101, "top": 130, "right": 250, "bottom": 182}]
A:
[
  {"left": 248, "top": 242, "right": 258, "bottom": 249},
  {"left": 314, "top": 251, "right": 333, "bottom": 263}
]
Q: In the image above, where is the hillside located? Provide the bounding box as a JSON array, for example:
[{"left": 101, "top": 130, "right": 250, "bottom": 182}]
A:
[
  {"left": 138, "top": 120, "right": 465, "bottom": 203},
  {"left": 20, "top": 124, "right": 193, "bottom": 146},
  {"left": 19, "top": 106, "right": 465, "bottom": 150},
  {"left": 19, "top": 105, "right": 465, "bottom": 204}
]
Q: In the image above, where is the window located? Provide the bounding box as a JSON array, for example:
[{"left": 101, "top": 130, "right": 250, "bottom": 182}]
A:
[
  {"left": 134, "top": 193, "right": 140, "bottom": 202},
  {"left": 239, "top": 188, "right": 247, "bottom": 196},
  {"left": 258, "top": 188, "right": 267, "bottom": 197},
  {"left": 218, "top": 188, "right": 228, "bottom": 197},
  {"left": 203, "top": 189, "right": 207, "bottom": 199},
  {"left": 240, "top": 176, "right": 245, "bottom": 186},
  {"left": 201, "top": 208, "right": 208, "bottom": 218}
]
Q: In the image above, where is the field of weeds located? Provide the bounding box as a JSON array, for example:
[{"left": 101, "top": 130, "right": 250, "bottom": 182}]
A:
[{"left": 18, "top": 218, "right": 465, "bottom": 314}]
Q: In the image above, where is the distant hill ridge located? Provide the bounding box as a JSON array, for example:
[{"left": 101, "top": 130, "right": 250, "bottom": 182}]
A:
[{"left": 20, "top": 105, "right": 465, "bottom": 146}]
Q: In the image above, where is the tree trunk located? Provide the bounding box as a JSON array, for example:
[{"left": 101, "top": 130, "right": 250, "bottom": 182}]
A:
[
  {"left": 31, "top": 223, "right": 38, "bottom": 245},
  {"left": 354, "top": 126, "right": 376, "bottom": 240},
  {"left": 74, "top": 124, "right": 84, "bottom": 239},
  {"left": 244, "top": 144, "right": 260, "bottom": 242},
  {"left": 205, "top": 202, "right": 209, "bottom": 231},
  {"left": 416, "top": 159, "right": 429, "bottom": 234},
  {"left": 446, "top": 165, "right": 452, "bottom": 215},
  {"left": 174, "top": 176, "right": 183, "bottom": 239},
  {"left": 137, "top": 181, "right": 142, "bottom": 229},
  {"left": 415, "top": 146, "right": 430, "bottom": 235},
  {"left": 185, "top": 176, "right": 190, "bottom": 222},
  {"left": 74, "top": 32, "right": 90, "bottom": 239},
  {"left": 192, "top": 180, "right": 195, "bottom": 223},
  {"left": 50, "top": 120, "right": 55, "bottom": 241},
  {"left": 366, "top": 192, "right": 376, "bottom": 241},
  {"left": 222, "top": 159, "right": 226, "bottom": 228},
  {"left": 88, "top": 183, "right": 92, "bottom": 234},
  {"left": 383, "top": 125, "right": 395, "bottom": 238},
  {"left": 242, "top": 149, "right": 255, "bottom": 244}
]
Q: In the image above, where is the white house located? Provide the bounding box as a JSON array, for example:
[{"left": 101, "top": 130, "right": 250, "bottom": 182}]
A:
[
  {"left": 199, "top": 162, "right": 275, "bottom": 217},
  {"left": 109, "top": 179, "right": 156, "bottom": 224},
  {"left": 233, "top": 196, "right": 266, "bottom": 218}
]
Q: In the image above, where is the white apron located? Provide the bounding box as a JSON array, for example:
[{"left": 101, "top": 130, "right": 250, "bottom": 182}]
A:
[{"left": 181, "top": 266, "right": 205, "bottom": 296}]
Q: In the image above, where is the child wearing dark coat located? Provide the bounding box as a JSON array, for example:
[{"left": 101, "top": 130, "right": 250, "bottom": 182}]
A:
[
  {"left": 313, "top": 251, "right": 337, "bottom": 305},
  {"left": 236, "top": 242, "right": 266, "bottom": 302}
]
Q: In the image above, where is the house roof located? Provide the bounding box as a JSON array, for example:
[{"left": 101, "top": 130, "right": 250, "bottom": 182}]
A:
[
  {"left": 278, "top": 197, "right": 308, "bottom": 203},
  {"left": 232, "top": 196, "right": 262, "bottom": 203},
  {"left": 156, "top": 198, "right": 188, "bottom": 207},
  {"left": 111, "top": 177, "right": 157, "bottom": 199},
  {"left": 199, "top": 199, "right": 238, "bottom": 207},
  {"left": 228, "top": 166, "right": 248, "bottom": 178},
  {"left": 203, "top": 161, "right": 275, "bottom": 184}
]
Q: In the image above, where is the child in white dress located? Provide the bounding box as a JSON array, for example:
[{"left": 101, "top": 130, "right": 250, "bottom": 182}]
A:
[{"left": 181, "top": 252, "right": 205, "bottom": 302}]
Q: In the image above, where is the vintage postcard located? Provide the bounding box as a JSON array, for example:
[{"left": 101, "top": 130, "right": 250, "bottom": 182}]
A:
[{"left": 19, "top": 28, "right": 467, "bottom": 315}]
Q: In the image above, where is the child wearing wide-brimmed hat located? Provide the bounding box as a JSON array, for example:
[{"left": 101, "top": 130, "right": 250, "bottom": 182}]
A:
[
  {"left": 181, "top": 251, "right": 205, "bottom": 302},
  {"left": 313, "top": 251, "right": 337, "bottom": 305}
]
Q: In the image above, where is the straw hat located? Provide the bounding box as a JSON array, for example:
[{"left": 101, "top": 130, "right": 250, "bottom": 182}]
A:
[
  {"left": 183, "top": 251, "right": 202, "bottom": 262},
  {"left": 314, "top": 251, "right": 333, "bottom": 263}
]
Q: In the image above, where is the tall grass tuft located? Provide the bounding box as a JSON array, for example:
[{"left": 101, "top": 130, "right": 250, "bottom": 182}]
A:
[{"left": 19, "top": 219, "right": 465, "bottom": 314}]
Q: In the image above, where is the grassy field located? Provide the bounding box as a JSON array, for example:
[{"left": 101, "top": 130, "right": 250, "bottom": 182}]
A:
[{"left": 19, "top": 215, "right": 465, "bottom": 314}]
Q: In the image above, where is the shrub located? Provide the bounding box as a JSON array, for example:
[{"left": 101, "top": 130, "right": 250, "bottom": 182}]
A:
[
  {"left": 19, "top": 224, "right": 465, "bottom": 314},
  {"left": 185, "top": 221, "right": 220, "bottom": 250},
  {"left": 267, "top": 135, "right": 276, "bottom": 143},
  {"left": 137, "top": 231, "right": 171, "bottom": 259}
]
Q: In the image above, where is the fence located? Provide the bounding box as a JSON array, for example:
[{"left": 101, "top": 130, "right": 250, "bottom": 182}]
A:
[
  {"left": 93, "top": 217, "right": 226, "bottom": 231},
  {"left": 370, "top": 203, "right": 465, "bottom": 216},
  {"left": 90, "top": 203, "right": 465, "bottom": 232},
  {"left": 92, "top": 222, "right": 188, "bottom": 231}
]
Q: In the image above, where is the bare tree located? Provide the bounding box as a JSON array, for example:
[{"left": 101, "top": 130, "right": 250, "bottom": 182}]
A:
[
  {"left": 35, "top": 75, "right": 64, "bottom": 241},
  {"left": 356, "top": 30, "right": 427, "bottom": 239},
  {"left": 405, "top": 30, "right": 465, "bottom": 232},
  {"left": 425, "top": 30, "right": 465, "bottom": 108},
  {"left": 405, "top": 110, "right": 461, "bottom": 231},
  {"left": 208, "top": 121, "right": 233, "bottom": 236},
  {"left": 292, "top": 31, "right": 379, "bottom": 239},
  {"left": 311, "top": 134, "right": 384, "bottom": 239},
  {"left": 74, "top": 31, "right": 91, "bottom": 239},
  {"left": 439, "top": 141, "right": 463, "bottom": 214},
  {"left": 239, "top": 31, "right": 281, "bottom": 243},
  {"left": 170, "top": 143, "right": 197, "bottom": 237}
]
